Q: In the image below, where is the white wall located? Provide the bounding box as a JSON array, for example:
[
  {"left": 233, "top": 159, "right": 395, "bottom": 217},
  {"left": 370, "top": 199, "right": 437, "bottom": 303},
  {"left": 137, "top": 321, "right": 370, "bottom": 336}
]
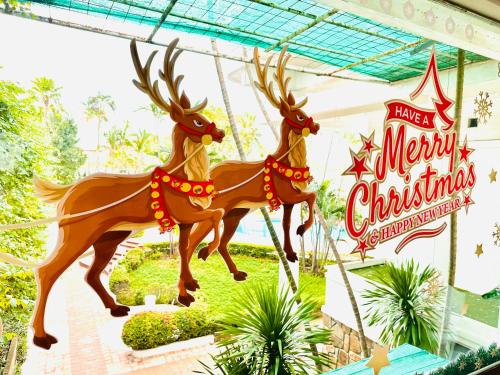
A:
[{"left": 310, "top": 60, "right": 500, "bottom": 294}]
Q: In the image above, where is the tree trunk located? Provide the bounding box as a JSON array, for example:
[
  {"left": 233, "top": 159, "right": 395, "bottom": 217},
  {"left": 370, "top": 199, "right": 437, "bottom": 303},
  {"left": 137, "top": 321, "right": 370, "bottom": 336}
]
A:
[
  {"left": 241, "top": 43, "right": 369, "bottom": 357},
  {"left": 439, "top": 48, "right": 465, "bottom": 358},
  {"left": 448, "top": 48, "right": 465, "bottom": 287},
  {"left": 211, "top": 39, "right": 321, "bottom": 365}
]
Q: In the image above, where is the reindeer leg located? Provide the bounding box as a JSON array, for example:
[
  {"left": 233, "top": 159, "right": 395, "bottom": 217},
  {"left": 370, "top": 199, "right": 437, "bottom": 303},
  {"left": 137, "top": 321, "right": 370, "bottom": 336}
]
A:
[
  {"left": 218, "top": 208, "right": 250, "bottom": 281},
  {"left": 86, "top": 231, "right": 131, "bottom": 317},
  {"left": 33, "top": 226, "right": 98, "bottom": 350},
  {"left": 177, "top": 223, "right": 197, "bottom": 306},
  {"left": 187, "top": 221, "right": 212, "bottom": 262},
  {"left": 295, "top": 192, "right": 317, "bottom": 237},
  {"left": 283, "top": 204, "right": 298, "bottom": 262}
]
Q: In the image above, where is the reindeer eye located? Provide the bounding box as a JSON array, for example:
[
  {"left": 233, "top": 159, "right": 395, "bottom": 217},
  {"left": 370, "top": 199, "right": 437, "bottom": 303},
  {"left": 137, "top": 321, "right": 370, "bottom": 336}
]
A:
[
  {"left": 296, "top": 114, "right": 305, "bottom": 121},
  {"left": 193, "top": 119, "right": 203, "bottom": 127}
]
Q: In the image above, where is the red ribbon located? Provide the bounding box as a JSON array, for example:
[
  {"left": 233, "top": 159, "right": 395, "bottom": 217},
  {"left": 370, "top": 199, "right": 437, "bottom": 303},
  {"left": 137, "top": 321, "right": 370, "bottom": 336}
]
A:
[{"left": 177, "top": 122, "right": 222, "bottom": 141}]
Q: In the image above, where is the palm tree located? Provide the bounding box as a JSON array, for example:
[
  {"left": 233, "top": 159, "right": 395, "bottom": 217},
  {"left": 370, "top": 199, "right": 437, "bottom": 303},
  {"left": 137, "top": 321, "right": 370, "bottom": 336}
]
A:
[
  {"left": 199, "top": 283, "right": 332, "bottom": 374},
  {"left": 242, "top": 46, "right": 370, "bottom": 356},
  {"left": 83, "top": 93, "right": 116, "bottom": 152},
  {"left": 362, "top": 260, "right": 445, "bottom": 353},
  {"left": 138, "top": 103, "right": 166, "bottom": 159},
  {"left": 131, "top": 129, "right": 155, "bottom": 171},
  {"left": 31, "top": 77, "right": 62, "bottom": 127}
]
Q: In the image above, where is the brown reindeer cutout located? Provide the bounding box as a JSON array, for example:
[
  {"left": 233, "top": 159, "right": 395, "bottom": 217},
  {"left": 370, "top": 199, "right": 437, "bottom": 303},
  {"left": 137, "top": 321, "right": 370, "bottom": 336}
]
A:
[
  {"left": 183, "top": 46, "right": 320, "bottom": 285},
  {"left": 28, "top": 39, "right": 225, "bottom": 349}
]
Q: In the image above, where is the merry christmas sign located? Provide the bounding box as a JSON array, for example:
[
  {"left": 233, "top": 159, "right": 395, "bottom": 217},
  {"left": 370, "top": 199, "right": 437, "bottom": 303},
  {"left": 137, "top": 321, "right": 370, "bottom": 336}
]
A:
[{"left": 343, "top": 51, "right": 476, "bottom": 259}]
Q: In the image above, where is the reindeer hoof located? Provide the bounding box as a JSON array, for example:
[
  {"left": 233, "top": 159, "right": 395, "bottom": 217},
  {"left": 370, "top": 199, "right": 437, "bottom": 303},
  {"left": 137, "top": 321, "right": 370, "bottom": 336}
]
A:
[
  {"left": 33, "top": 334, "right": 57, "bottom": 350},
  {"left": 286, "top": 252, "right": 298, "bottom": 262},
  {"left": 296, "top": 224, "right": 306, "bottom": 237},
  {"left": 185, "top": 278, "right": 200, "bottom": 291},
  {"left": 46, "top": 333, "right": 58, "bottom": 344},
  {"left": 178, "top": 293, "right": 195, "bottom": 307},
  {"left": 110, "top": 305, "right": 130, "bottom": 317},
  {"left": 198, "top": 246, "right": 209, "bottom": 261},
  {"left": 233, "top": 271, "right": 247, "bottom": 281}
]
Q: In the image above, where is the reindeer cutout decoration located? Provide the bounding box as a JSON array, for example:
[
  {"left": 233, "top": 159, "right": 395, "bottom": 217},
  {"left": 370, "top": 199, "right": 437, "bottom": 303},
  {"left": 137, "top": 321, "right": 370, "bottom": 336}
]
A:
[
  {"left": 181, "top": 46, "right": 320, "bottom": 300},
  {"left": 27, "top": 39, "right": 225, "bottom": 349}
]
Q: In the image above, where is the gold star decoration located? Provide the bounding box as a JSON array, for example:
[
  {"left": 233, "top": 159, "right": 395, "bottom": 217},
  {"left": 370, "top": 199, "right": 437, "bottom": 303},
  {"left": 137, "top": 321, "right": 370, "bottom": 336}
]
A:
[
  {"left": 458, "top": 360, "right": 466, "bottom": 370},
  {"left": 365, "top": 346, "right": 390, "bottom": 375},
  {"left": 358, "top": 131, "right": 380, "bottom": 161},
  {"left": 489, "top": 169, "right": 497, "bottom": 183},
  {"left": 475, "top": 244, "right": 483, "bottom": 257},
  {"left": 475, "top": 358, "right": 483, "bottom": 370}
]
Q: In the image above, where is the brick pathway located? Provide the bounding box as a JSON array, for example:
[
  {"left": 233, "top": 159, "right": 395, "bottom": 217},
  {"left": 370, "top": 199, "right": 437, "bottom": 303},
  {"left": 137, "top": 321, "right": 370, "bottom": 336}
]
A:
[{"left": 22, "top": 263, "right": 215, "bottom": 375}]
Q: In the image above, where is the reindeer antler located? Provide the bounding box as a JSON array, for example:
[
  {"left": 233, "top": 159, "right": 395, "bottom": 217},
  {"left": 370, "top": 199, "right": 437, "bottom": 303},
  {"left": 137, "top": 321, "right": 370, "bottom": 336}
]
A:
[
  {"left": 253, "top": 46, "right": 308, "bottom": 110},
  {"left": 130, "top": 39, "right": 207, "bottom": 114},
  {"left": 253, "top": 47, "right": 281, "bottom": 109},
  {"left": 131, "top": 39, "right": 172, "bottom": 113}
]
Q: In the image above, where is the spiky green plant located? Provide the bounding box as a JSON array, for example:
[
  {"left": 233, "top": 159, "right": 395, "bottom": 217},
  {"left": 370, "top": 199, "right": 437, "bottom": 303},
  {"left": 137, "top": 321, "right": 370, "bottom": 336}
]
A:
[
  {"left": 362, "top": 260, "right": 445, "bottom": 353},
  {"left": 198, "top": 282, "right": 332, "bottom": 374}
]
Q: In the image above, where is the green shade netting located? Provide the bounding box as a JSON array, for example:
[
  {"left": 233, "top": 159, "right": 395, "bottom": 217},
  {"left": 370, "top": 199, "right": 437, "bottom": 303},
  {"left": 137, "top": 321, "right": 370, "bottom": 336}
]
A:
[{"left": 26, "top": 0, "right": 488, "bottom": 82}]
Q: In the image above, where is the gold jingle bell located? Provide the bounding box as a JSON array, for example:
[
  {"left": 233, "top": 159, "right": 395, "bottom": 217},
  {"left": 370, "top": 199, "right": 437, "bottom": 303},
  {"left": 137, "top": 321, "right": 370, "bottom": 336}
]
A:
[
  {"left": 201, "top": 134, "right": 213, "bottom": 145},
  {"left": 302, "top": 127, "right": 310, "bottom": 137}
]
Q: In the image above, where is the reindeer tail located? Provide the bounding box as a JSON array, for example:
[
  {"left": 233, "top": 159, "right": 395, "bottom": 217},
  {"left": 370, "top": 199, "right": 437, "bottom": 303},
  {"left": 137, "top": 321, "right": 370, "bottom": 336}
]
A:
[{"left": 33, "top": 176, "right": 73, "bottom": 204}]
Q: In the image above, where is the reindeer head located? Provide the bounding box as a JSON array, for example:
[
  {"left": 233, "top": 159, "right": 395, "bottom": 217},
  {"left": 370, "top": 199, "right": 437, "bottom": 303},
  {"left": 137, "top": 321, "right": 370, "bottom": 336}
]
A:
[
  {"left": 253, "top": 46, "right": 320, "bottom": 136},
  {"left": 130, "top": 39, "right": 225, "bottom": 145}
]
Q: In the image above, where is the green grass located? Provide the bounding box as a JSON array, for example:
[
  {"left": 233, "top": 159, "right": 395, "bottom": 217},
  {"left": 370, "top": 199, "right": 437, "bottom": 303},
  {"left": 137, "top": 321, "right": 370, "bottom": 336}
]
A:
[
  {"left": 122, "top": 253, "right": 325, "bottom": 321},
  {"left": 450, "top": 288, "right": 500, "bottom": 328},
  {"left": 350, "top": 264, "right": 390, "bottom": 281},
  {"left": 350, "top": 264, "right": 500, "bottom": 328}
]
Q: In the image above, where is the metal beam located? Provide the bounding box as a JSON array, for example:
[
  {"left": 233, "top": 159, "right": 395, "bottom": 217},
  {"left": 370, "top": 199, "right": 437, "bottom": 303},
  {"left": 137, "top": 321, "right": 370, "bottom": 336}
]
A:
[
  {"left": 249, "top": 0, "right": 405, "bottom": 45},
  {"left": 316, "top": 0, "right": 500, "bottom": 61},
  {"left": 146, "top": 0, "right": 177, "bottom": 42},
  {"left": 330, "top": 39, "right": 428, "bottom": 74},
  {"left": 6, "top": 11, "right": 389, "bottom": 84},
  {"left": 264, "top": 8, "right": 338, "bottom": 51}
]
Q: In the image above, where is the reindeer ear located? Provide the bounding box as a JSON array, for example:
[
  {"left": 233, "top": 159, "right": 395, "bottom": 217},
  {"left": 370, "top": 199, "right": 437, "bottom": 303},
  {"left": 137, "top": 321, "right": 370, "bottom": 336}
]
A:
[
  {"left": 279, "top": 97, "right": 291, "bottom": 117},
  {"left": 169, "top": 100, "right": 185, "bottom": 123},
  {"left": 287, "top": 92, "right": 296, "bottom": 106},
  {"left": 180, "top": 91, "right": 191, "bottom": 109}
]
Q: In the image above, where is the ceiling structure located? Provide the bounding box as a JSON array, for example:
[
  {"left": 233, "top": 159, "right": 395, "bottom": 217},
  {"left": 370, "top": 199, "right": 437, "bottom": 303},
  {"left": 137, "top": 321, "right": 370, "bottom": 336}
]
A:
[{"left": 7, "top": 0, "right": 497, "bottom": 82}]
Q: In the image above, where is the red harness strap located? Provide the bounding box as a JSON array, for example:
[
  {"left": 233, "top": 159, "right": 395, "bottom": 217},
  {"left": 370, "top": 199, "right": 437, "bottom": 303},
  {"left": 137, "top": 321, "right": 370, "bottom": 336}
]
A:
[
  {"left": 150, "top": 167, "right": 216, "bottom": 233},
  {"left": 263, "top": 156, "right": 312, "bottom": 211},
  {"left": 285, "top": 116, "right": 313, "bottom": 130}
]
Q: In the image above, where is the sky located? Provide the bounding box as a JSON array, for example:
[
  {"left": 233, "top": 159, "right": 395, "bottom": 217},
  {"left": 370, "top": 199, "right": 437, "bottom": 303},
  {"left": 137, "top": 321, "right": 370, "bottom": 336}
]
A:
[{"left": 0, "top": 12, "right": 277, "bottom": 151}]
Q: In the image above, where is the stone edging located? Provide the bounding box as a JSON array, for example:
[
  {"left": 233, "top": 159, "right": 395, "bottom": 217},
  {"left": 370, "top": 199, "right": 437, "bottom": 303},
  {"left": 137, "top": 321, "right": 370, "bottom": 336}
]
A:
[{"left": 129, "top": 335, "right": 215, "bottom": 359}]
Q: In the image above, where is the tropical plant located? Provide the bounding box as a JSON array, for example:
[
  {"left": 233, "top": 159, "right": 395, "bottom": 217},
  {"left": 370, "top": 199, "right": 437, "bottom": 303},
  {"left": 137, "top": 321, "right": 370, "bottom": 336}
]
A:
[
  {"left": 50, "top": 117, "right": 86, "bottom": 184},
  {"left": 200, "top": 105, "right": 262, "bottom": 164},
  {"left": 306, "top": 180, "right": 346, "bottom": 274},
  {"left": 0, "top": 78, "right": 51, "bottom": 370},
  {"left": 83, "top": 93, "right": 115, "bottom": 151},
  {"left": 362, "top": 260, "right": 445, "bottom": 353},
  {"left": 199, "top": 282, "right": 332, "bottom": 374},
  {"left": 31, "top": 77, "right": 62, "bottom": 127}
]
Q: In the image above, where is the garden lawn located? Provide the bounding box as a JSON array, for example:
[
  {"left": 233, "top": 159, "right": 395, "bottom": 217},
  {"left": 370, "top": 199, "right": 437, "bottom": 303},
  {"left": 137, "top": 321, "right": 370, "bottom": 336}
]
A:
[{"left": 123, "top": 254, "right": 325, "bottom": 321}]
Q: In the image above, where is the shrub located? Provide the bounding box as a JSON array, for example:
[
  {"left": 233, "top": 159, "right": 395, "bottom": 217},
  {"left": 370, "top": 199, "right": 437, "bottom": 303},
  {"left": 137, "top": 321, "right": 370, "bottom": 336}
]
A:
[
  {"left": 109, "top": 265, "right": 130, "bottom": 293},
  {"left": 200, "top": 282, "right": 332, "bottom": 374},
  {"left": 122, "top": 312, "right": 179, "bottom": 350},
  {"left": 122, "top": 307, "right": 215, "bottom": 350},
  {"left": 362, "top": 260, "right": 445, "bottom": 353},
  {"left": 121, "top": 248, "right": 145, "bottom": 272},
  {"left": 226, "top": 242, "right": 277, "bottom": 259}
]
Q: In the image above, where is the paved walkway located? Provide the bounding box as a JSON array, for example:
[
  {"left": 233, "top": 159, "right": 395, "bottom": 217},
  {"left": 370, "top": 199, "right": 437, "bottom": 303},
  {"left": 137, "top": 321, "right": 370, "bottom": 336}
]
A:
[{"left": 22, "top": 263, "right": 215, "bottom": 375}]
